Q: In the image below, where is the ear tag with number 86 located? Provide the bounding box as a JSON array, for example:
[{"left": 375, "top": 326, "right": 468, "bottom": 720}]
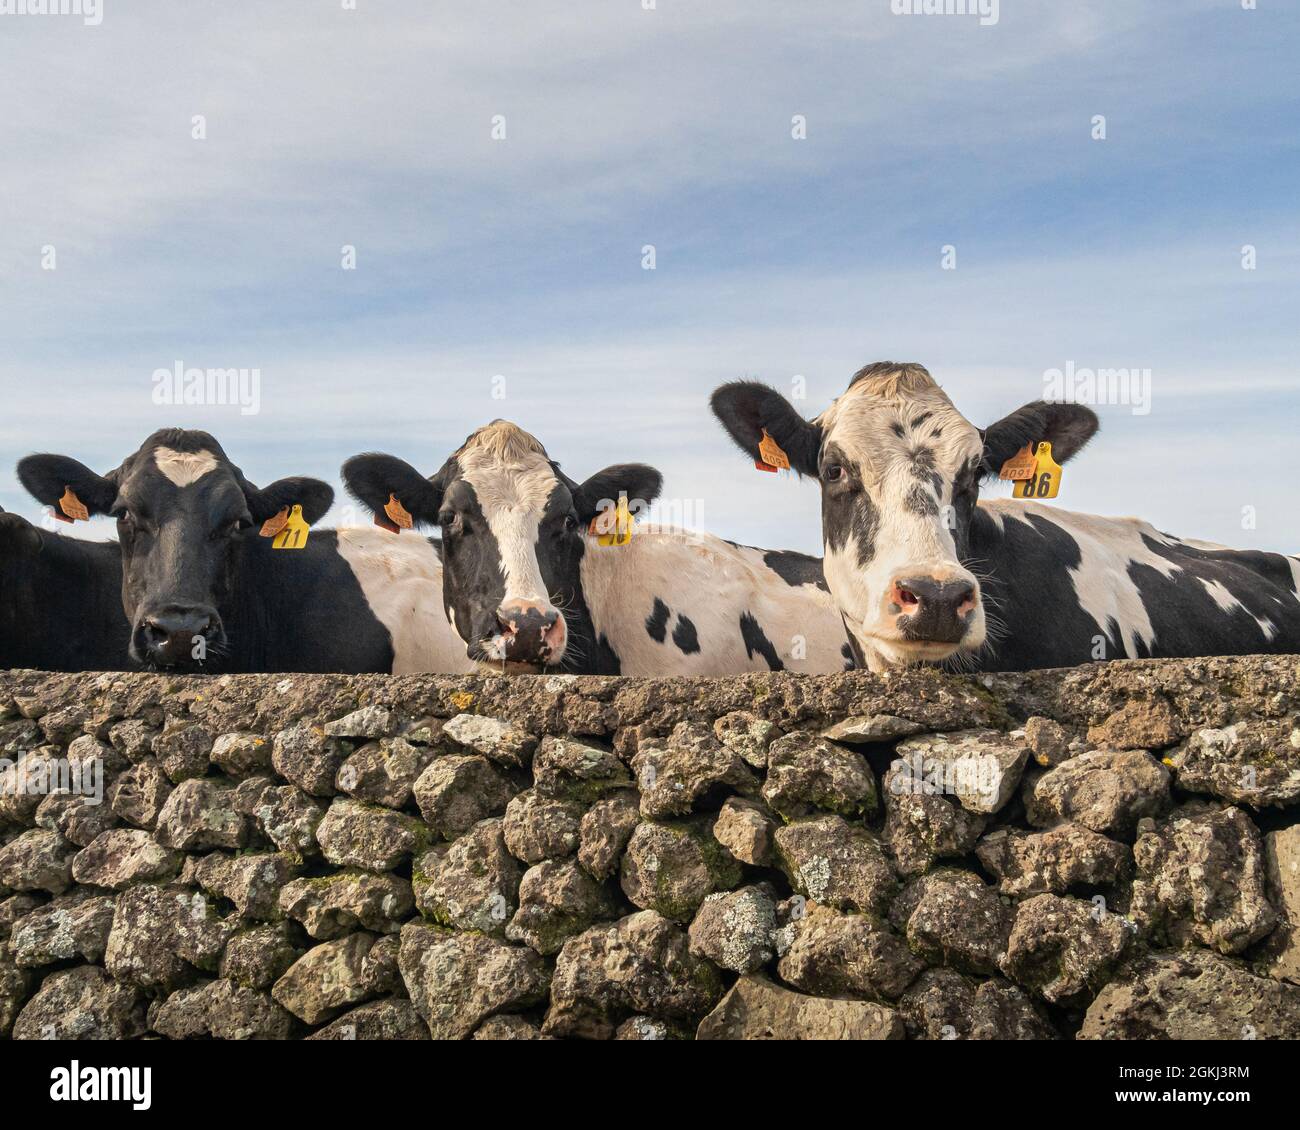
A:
[{"left": 1012, "top": 442, "right": 1063, "bottom": 500}]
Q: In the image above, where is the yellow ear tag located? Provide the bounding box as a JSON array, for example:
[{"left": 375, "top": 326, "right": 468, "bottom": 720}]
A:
[
  {"left": 756, "top": 429, "right": 790, "bottom": 473},
  {"left": 1012, "top": 442, "right": 1063, "bottom": 500},
  {"left": 270, "top": 504, "right": 310, "bottom": 550},
  {"left": 589, "top": 494, "right": 635, "bottom": 547},
  {"left": 56, "top": 487, "right": 89, "bottom": 523}
]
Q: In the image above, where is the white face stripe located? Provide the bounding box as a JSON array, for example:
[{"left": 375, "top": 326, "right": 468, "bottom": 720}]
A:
[
  {"left": 457, "top": 448, "right": 559, "bottom": 607},
  {"left": 153, "top": 446, "right": 219, "bottom": 487}
]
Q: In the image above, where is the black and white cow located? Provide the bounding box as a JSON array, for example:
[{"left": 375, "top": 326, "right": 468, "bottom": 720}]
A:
[
  {"left": 343, "top": 420, "right": 850, "bottom": 674},
  {"left": 17, "top": 430, "right": 473, "bottom": 674},
  {"left": 0, "top": 506, "right": 130, "bottom": 671},
  {"left": 712, "top": 362, "right": 1300, "bottom": 671}
]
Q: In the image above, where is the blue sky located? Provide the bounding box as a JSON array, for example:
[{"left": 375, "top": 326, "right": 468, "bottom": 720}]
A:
[{"left": 1, "top": 0, "right": 1298, "bottom": 555}]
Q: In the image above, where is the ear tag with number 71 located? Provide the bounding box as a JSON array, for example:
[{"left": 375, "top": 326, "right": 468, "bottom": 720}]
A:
[
  {"left": 270, "top": 504, "right": 310, "bottom": 550},
  {"left": 1012, "top": 442, "right": 1063, "bottom": 500}
]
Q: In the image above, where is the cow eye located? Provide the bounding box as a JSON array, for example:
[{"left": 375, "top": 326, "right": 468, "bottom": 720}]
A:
[
  {"left": 440, "top": 511, "right": 461, "bottom": 533},
  {"left": 226, "top": 517, "right": 252, "bottom": 536},
  {"left": 563, "top": 514, "right": 578, "bottom": 532},
  {"left": 823, "top": 464, "right": 845, "bottom": 483}
]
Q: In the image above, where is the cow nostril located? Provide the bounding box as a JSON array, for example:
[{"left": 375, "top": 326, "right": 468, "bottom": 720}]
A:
[{"left": 897, "top": 587, "right": 919, "bottom": 608}]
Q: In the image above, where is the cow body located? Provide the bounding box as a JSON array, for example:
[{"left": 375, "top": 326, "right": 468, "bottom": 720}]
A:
[
  {"left": 343, "top": 420, "right": 851, "bottom": 675},
  {"left": 969, "top": 501, "right": 1300, "bottom": 669},
  {"left": 576, "top": 525, "right": 849, "bottom": 675},
  {"left": 182, "top": 526, "right": 474, "bottom": 674},
  {"left": 0, "top": 511, "right": 130, "bottom": 671}
]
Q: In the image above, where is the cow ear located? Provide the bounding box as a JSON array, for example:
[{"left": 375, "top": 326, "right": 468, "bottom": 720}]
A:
[
  {"left": 17, "top": 454, "right": 117, "bottom": 516},
  {"left": 981, "top": 401, "right": 1100, "bottom": 476},
  {"left": 341, "top": 453, "right": 443, "bottom": 526},
  {"left": 248, "top": 477, "right": 334, "bottom": 526},
  {"left": 710, "top": 381, "right": 822, "bottom": 477},
  {"left": 573, "top": 464, "right": 663, "bottom": 523}
]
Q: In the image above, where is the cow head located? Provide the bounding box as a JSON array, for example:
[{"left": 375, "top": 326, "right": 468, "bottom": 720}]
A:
[
  {"left": 711, "top": 362, "right": 1098, "bottom": 670},
  {"left": 18, "top": 429, "right": 333, "bottom": 670},
  {"left": 343, "top": 420, "right": 662, "bottom": 671}
]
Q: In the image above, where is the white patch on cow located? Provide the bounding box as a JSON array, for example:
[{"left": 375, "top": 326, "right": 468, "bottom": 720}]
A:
[
  {"left": 813, "top": 366, "right": 985, "bottom": 668},
  {"left": 153, "top": 447, "right": 218, "bottom": 487},
  {"left": 580, "top": 525, "right": 847, "bottom": 675},
  {"left": 1199, "top": 578, "right": 1243, "bottom": 615},
  {"left": 334, "top": 527, "right": 476, "bottom": 674},
  {"left": 987, "top": 500, "right": 1183, "bottom": 657},
  {"left": 456, "top": 422, "right": 556, "bottom": 607}
]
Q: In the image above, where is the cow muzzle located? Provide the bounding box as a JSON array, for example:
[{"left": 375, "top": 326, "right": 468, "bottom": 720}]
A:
[
  {"left": 133, "top": 604, "right": 223, "bottom": 669},
  {"left": 870, "top": 566, "right": 982, "bottom": 657},
  {"left": 489, "top": 600, "right": 567, "bottom": 666}
]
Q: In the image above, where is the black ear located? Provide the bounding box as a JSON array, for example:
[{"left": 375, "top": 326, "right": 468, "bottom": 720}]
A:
[
  {"left": 573, "top": 464, "right": 663, "bottom": 523},
  {"left": 710, "top": 381, "right": 822, "bottom": 477},
  {"left": 17, "top": 454, "right": 118, "bottom": 516},
  {"left": 981, "top": 401, "right": 1100, "bottom": 476},
  {"left": 247, "top": 477, "right": 334, "bottom": 526},
  {"left": 341, "top": 453, "right": 443, "bottom": 526}
]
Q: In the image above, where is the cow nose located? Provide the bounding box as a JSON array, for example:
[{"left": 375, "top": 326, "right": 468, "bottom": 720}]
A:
[
  {"left": 889, "top": 576, "right": 979, "bottom": 644},
  {"left": 136, "top": 605, "right": 222, "bottom": 666},
  {"left": 494, "top": 601, "right": 567, "bottom": 664}
]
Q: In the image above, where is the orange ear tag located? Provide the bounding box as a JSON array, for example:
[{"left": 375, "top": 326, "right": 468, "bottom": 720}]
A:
[
  {"left": 259, "top": 507, "right": 290, "bottom": 538},
  {"left": 756, "top": 429, "right": 791, "bottom": 473},
  {"left": 999, "top": 444, "right": 1037, "bottom": 482},
  {"left": 56, "top": 487, "right": 89, "bottom": 523},
  {"left": 383, "top": 493, "right": 413, "bottom": 532}
]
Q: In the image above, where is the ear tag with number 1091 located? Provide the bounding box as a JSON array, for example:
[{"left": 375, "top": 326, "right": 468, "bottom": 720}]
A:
[{"left": 1012, "top": 442, "right": 1063, "bottom": 500}]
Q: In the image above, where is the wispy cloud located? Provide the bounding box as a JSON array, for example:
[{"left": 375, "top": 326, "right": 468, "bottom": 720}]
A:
[{"left": 1, "top": 1, "right": 1297, "bottom": 555}]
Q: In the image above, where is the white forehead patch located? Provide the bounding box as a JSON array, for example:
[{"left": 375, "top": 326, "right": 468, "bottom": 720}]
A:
[
  {"left": 455, "top": 421, "right": 559, "bottom": 515},
  {"left": 816, "top": 368, "right": 982, "bottom": 481},
  {"left": 153, "top": 446, "right": 219, "bottom": 487}
]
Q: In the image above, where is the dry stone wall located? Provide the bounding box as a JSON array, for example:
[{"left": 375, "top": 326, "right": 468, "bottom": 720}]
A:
[{"left": 2, "top": 656, "right": 1299, "bottom": 1041}]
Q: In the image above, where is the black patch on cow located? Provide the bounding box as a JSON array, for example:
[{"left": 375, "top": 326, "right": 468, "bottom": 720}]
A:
[
  {"left": 645, "top": 598, "right": 670, "bottom": 643},
  {"left": 904, "top": 483, "right": 939, "bottom": 517},
  {"left": 967, "top": 509, "right": 1111, "bottom": 670},
  {"left": 739, "top": 612, "right": 784, "bottom": 671},
  {"left": 762, "top": 550, "right": 829, "bottom": 591},
  {"left": 890, "top": 421, "right": 907, "bottom": 438},
  {"left": 821, "top": 448, "right": 881, "bottom": 568},
  {"left": 966, "top": 508, "right": 1300, "bottom": 671},
  {"left": 672, "top": 615, "right": 701, "bottom": 654},
  {"left": 594, "top": 632, "right": 621, "bottom": 675},
  {"left": 841, "top": 641, "right": 857, "bottom": 670},
  {"left": 1122, "top": 535, "right": 1300, "bottom": 657}
]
